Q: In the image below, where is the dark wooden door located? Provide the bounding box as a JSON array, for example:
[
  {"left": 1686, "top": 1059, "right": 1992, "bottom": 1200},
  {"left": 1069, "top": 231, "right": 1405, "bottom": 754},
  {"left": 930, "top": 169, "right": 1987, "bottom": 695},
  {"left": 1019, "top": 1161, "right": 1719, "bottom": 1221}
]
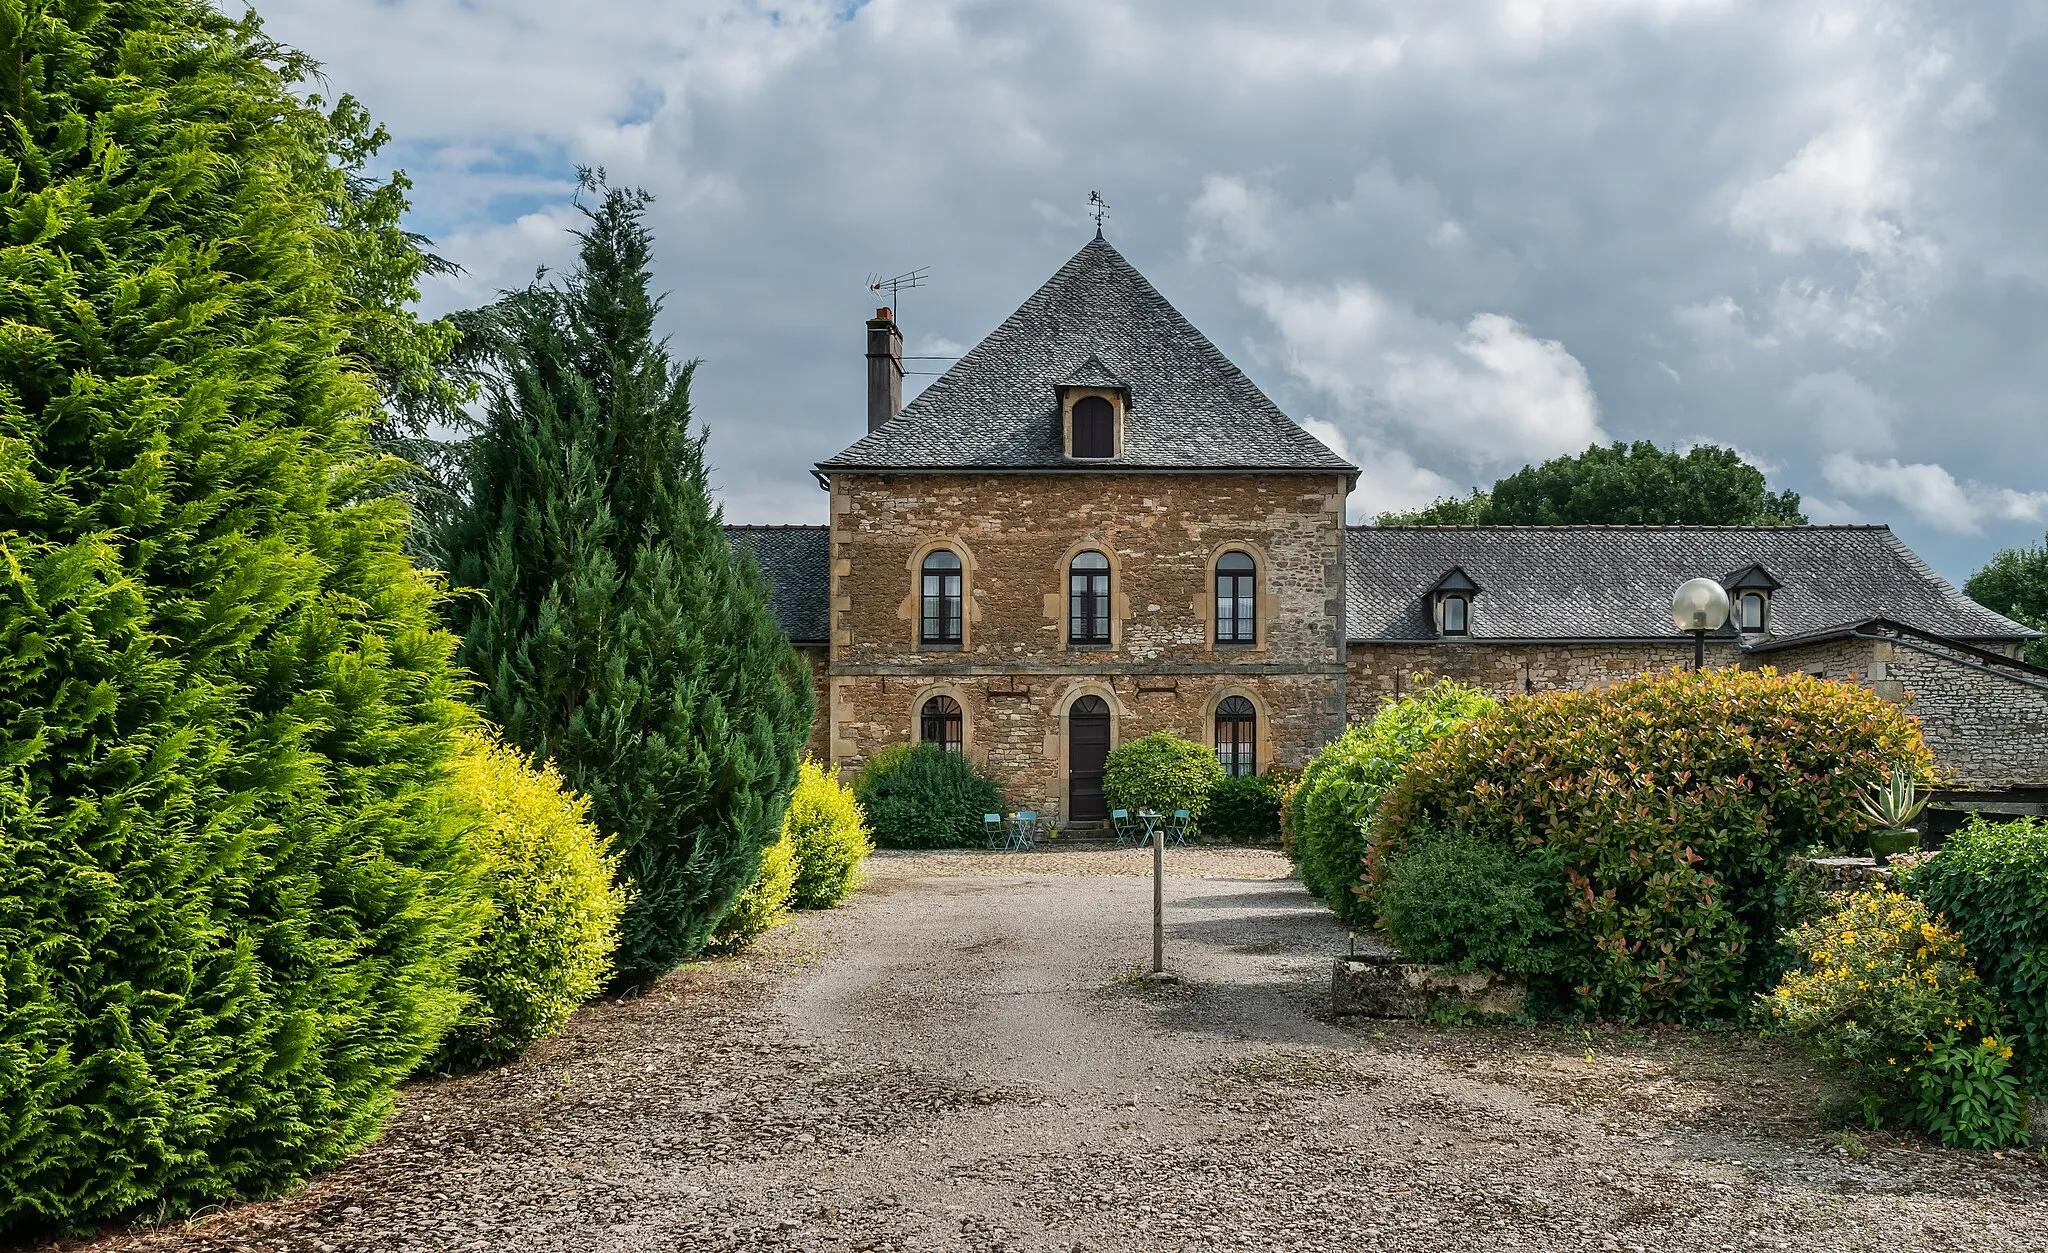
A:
[{"left": 1068, "top": 695, "right": 1111, "bottom": 822}]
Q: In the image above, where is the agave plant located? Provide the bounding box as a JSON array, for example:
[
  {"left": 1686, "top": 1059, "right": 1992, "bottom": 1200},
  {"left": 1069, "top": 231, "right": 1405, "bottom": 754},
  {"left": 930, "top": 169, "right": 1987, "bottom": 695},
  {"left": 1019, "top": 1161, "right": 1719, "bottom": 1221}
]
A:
[{"left": 1857, "top": 767, "right": 1929, "bottom": 831}]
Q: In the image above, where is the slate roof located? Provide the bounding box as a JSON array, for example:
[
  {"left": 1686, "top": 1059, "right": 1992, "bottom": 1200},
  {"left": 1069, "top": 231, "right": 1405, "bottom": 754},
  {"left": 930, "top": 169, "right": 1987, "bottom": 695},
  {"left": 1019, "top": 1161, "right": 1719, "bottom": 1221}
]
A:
[
  {"left": 725, "top": 526, "right": 829, "bottom": 645},
  {"left": 1345, "top": 525, "right": 2038, "bottom": 646},
  {"left": 817, "top": 238, "right": 1355, "bottom": 476}
]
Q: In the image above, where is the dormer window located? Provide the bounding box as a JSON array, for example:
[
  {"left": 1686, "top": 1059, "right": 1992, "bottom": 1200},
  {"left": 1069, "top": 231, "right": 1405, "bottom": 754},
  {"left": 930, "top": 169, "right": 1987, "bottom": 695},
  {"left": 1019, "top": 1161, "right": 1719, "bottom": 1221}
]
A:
[
  {"left": 1056, "top": 356, "right": 1129, "bottom": 460},
  {"left": 1072, "top": 396, "right": 1114, "bottom": 458},
  {"left": 1724, "top": 564, "right": 1779, "bottom": 635},
  {"left": 1428, "top": 567, "right": 1481, "bottom": 638},
  {"left": 1738, "top": 591, "right": 1766, "bottom": 633}
]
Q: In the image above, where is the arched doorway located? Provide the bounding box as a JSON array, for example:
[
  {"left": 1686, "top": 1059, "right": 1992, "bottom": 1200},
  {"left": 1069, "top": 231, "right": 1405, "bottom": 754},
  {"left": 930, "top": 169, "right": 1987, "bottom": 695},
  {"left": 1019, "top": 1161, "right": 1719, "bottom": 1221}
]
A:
[{"left": 1067, "top": 695, "right": 1111, "bottom": 822}]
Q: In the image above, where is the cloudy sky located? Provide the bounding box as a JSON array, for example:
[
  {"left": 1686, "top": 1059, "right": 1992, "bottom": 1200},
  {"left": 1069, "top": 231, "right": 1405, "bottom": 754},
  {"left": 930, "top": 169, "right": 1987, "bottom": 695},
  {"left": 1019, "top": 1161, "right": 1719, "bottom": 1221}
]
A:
[{"left": 260, "top": 0, "right": 2048, "bottom": 580}]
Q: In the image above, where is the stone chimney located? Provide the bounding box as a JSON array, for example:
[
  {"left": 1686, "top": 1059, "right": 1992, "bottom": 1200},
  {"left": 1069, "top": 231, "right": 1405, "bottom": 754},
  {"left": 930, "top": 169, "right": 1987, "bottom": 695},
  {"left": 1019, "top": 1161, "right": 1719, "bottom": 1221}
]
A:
[{"left": 866, "top": 307, "right": 903, "bottom": 431}]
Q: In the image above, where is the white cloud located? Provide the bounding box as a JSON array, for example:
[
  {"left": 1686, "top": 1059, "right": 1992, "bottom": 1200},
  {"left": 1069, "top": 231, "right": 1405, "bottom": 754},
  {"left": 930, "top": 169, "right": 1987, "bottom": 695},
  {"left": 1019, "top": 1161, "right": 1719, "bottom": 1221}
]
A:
[
  {"left": 1821, "top": 454, "right": 2048, "bottom": 535},
  {"left": 1301, "top": 419, "right": 1462, "bottom": 520},
  {"left": 1783, "top": 370, "right": 1896, "bottom": 452},
  {"left": 1187, "top": 175, "right": 1280, "bottom": 262},
  {"left": 1730, "top": 125, "right": 1911, "bottom": 258},
  {"left": 1243, "top": 279, "right": 1604, "bottom": 471}
]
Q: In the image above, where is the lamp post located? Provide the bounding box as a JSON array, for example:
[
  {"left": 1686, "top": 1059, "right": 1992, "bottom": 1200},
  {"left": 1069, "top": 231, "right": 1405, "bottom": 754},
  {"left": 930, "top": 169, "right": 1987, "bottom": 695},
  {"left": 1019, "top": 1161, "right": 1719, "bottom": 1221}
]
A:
[{"left": 1671, "top": 578, "right": 1732, "bottom": 671}]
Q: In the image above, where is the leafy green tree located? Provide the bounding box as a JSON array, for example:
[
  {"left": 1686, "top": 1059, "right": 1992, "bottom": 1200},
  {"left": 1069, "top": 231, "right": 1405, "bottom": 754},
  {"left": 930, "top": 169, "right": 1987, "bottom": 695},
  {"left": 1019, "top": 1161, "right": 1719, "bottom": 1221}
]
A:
[
  {"left": 435, "top": 182, "right": 812, "bottom": 985},
  {"left": 1965, "top": 534, "right": 2048, "bottom": 668},
  {"left": 1487, "top": 441, "right": 1806, "bottom": 525},
  {"left": 1, "top": 1, "right": 479, "bottom": 1232},
  {"left": 1374, "top": 489, "right": 1494, "bottom": 526}
]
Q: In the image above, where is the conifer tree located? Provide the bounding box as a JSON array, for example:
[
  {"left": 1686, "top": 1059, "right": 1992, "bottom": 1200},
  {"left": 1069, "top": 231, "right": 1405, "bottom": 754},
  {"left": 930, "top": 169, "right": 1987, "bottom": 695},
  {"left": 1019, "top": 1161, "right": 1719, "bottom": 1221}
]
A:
[
  {"left": 437, "top": 182, "right": 812, "bottom": 984},
  {"left": 0, "top": 0, "right": 477, "bottom": 1232}
]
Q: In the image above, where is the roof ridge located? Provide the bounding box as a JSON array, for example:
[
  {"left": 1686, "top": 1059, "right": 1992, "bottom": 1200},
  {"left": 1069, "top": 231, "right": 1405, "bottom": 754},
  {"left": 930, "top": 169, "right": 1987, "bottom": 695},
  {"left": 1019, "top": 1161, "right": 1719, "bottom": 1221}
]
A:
[{"left": 723, "top": 523, "right": 829, "bottom": 531}]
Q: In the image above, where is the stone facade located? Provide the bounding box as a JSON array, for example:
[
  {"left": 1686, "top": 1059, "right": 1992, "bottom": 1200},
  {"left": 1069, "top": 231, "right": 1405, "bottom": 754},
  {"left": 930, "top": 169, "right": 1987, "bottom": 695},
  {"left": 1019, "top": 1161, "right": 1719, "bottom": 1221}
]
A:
[
  {"left": 1345, "top": 640, "right": 1739, "bottom": 720},
  {"left": 823, "top": 470, "right": 1351, "bottom": 818}
]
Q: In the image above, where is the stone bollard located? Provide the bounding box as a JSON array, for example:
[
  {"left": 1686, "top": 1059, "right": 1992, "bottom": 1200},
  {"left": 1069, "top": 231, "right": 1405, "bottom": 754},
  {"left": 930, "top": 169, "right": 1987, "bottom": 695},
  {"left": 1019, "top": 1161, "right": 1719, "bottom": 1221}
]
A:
[{"left": 1331, "top": 949, "right": 1526, "bottom": 1019}]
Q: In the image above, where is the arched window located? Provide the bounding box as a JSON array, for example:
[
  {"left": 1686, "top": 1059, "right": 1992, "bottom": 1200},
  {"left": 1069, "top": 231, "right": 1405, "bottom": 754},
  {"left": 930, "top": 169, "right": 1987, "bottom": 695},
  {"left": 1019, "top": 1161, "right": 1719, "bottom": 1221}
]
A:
[
  {"left": 1215, "top": 696, "right": 1257, "bottom": 778},
  {"left": 1072, "top": 395, "right": 1114, "bottom": 458},
  {"left": 1441, "top": 594, "right": 1468, "bottom": 635},
  {"left": 920, "top": 549, "right": 963, "bottom": 645},
  {"left": 1215, "top": 551, "right": 1257, "bottom": 644},
  {"left": 1068, "top": 550, "right": 1111, "bottom": 646},
  {"left": 920, "top": 695, "right": 963, "bottom": 752},
  {"left": 1738, "top": 591, "right": 1767, "bottom": 633}
]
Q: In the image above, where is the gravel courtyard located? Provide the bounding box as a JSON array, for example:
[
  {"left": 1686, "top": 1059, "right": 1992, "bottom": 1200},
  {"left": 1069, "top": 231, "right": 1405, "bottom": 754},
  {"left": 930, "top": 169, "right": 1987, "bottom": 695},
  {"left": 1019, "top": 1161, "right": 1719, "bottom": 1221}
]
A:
[{"left": 54, "top": 848, "right": 2048, "bottom": 1253}]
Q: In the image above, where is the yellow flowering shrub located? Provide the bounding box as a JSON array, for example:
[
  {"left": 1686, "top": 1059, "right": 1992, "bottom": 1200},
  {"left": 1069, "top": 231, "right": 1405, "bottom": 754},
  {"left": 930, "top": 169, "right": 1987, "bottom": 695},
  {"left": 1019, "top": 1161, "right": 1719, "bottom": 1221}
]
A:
[{"left": 1766, "top": 888, "right": 2025, "bottom": 1148}]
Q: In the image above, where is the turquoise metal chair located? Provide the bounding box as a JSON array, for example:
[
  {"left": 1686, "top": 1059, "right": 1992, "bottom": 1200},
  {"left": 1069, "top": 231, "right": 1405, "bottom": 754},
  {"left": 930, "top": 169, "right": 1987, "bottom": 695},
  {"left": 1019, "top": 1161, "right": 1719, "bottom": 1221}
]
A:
[
  {"left": 1166, "top": 809, "right": 1193, "bottom": 847},
  {"left": 984, "top": 813, "right": 1006, "bottom": 849},
  {"left": 1009, "top": 811, "right": 1039, "bottom": 851},
  {"left": 1111, "top": 809, "right": 1145, "bottom": 847}
]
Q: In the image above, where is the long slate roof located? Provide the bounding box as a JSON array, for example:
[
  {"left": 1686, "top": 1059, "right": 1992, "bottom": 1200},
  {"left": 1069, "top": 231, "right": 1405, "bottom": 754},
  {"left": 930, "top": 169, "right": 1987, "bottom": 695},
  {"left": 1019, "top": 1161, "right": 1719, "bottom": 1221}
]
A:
[
  {"left": 725, "top": 526, "right": 829, "bottom": 645},
  {"left": 817, "top": 238, "right": 1355, "bottom": 476},
  {"left": 1345, "top": 525, "right": 2038, "bottom": 646}
]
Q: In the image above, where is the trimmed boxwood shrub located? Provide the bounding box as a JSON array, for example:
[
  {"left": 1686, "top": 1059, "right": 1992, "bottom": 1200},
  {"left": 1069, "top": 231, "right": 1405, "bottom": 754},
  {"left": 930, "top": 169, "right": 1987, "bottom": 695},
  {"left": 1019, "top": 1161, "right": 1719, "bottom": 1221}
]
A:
[
  {"left": 1902, "top": 816, "right": 2048, "bottom": 1086},
  {"left": 854, "top": 743, "right": 1003, "bottom": 848},
  {"left": 1103, "top": 732, "right": 1223, "bottom": 821},
  {"left": 1378, "top": 825, "right": 1559, "bottom": 975},
  {"left": 1291, "top": 679, "right": 1496, "bottom": 924},
  {"left": 1371, "top": 668, "right": 1936, "bottom": 1022},
  {"left": 783, "top": 758, "right": 872, "bottom": 908},
  {"left": 708, "top": 828, "right": 799, "bottom": 954},
  {"left": 434, "top": 732, "right": 628, "bottom": 1070},
  {"left": 1202, "top": 772, "right": 1286, "bottom": 843}
]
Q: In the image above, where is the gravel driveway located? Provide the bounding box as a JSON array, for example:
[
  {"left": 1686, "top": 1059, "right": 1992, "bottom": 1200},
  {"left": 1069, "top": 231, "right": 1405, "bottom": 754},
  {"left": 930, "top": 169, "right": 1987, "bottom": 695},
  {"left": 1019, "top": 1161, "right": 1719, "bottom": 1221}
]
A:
[{"left": 53, "top": 848, "right": 2048, "bottom": 1253}]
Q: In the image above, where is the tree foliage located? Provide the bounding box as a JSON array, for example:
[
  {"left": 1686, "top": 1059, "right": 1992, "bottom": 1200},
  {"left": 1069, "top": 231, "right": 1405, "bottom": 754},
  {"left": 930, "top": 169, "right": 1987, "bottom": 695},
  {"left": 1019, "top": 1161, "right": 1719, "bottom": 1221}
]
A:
[
  {"left": 434, "top": 182, "right": 812, "bottom": 986},
  {"left": 1964, "top": 533, "right": 2048, "bottom": 669},
  {"left": 853, "top": 743, "right": 1003, "bottom": 849},
  {"left": 1373, "top": 442, "right": 1806, "bottom": 527},
  {"left": 0, "top": 0, "right": 478, "bottom": 1230},
  {"left": 1102, "top": 732, "right": 1224, "bottom": 822}
]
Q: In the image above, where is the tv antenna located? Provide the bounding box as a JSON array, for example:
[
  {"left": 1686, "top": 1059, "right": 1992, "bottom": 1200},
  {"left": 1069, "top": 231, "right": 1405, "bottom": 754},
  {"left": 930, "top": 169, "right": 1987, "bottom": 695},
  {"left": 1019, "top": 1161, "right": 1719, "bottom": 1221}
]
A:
[
  {"left": 1088, "top": 190, "right": 1110, "bottom": 239},
  {"left": 866, "top": 267, "right": 928, "bottom": 319}
]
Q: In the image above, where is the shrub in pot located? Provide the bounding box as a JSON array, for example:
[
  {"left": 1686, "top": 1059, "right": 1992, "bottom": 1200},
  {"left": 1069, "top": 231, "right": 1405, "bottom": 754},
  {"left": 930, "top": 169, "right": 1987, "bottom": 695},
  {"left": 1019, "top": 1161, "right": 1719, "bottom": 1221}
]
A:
[
  {"left": 853, "top": 743, "right": 1003, "bottom": 849},
  {"left": 1103, "top": 732, "right": 1224, "bottom": 823}
]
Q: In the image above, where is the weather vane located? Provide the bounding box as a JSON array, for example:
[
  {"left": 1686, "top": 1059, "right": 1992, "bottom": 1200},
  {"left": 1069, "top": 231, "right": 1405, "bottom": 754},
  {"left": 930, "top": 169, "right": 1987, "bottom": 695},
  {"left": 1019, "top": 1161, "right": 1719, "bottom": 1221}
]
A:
[{"left": 1089, "top": 190, "right": 1110, "bottom": 240}]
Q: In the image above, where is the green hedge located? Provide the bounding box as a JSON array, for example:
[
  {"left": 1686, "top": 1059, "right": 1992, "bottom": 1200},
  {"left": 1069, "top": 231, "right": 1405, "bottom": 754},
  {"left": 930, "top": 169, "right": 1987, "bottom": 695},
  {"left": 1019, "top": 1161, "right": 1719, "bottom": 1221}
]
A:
[
  {"left": 1378, "top": 825, "right": 1558, "bottom": 975},
  {"left": 854, "top": 744, "right": 1003, "bottom": 848},
  {"left": 784, "top": 758, "right": 872, "bottom": 908},
  {"left": 1291, "top": 679, "right": 1496, "bottom": 924},
  {"left": 1103, "top": 732, "right": 1223, "bottom": 821},
  {"left": 1903, "top": 817, "right": 2048, "bottom": 1087},
  {"left": 1201, "top": 772, "right": 1286, "bottom": 843},
  {"left": 1372, "top": 668, "right": 1936, "bottom": 1022},
  {"left": 435, "top": 733, "right": 628, "bottom": 1069}
]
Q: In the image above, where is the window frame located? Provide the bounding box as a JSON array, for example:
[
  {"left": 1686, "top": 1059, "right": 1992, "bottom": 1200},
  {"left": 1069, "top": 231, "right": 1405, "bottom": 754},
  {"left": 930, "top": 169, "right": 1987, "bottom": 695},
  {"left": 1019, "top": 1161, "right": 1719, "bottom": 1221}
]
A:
[
  {"left": 1214, "top": 695, "right": 1257, "bottom": 778},
  {"left": 919, "top": 549, "right": 963, "bottom": 646},
  {"left": 1738, "top": 591, "right": 1767, "bottom": 633},
  {"left": 1214, "top": 551, "right": 1257, "bottom": 645},
  {"left": 1068, "top": 550, "right": 1112, "bottom": 647},
  {"left": 919, "top": 695, "right": 964, "bottom": 752},
  {"left": 1441, "top": 593, "right": 1469, "bottom": 636},
  {"left": 1071, "top": 395, "right": 1115, "bottom": 459}
]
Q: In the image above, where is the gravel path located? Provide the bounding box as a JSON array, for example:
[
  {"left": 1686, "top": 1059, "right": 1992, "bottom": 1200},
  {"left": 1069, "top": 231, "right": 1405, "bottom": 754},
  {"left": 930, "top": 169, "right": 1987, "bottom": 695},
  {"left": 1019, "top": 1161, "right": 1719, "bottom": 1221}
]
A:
[{"left": 52, "top": 848, "right": 2048, "bottom": 1253}]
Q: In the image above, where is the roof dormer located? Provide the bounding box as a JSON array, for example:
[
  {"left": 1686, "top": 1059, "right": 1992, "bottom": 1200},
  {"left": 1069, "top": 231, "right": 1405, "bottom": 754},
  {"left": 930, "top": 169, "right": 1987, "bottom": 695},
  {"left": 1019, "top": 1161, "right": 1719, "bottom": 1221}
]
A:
[
  {"left": 1429, "top": 567, "right": 1480, "bottom": 637},
  {"left": 1723, "top": 564, "right": 1780, "bottom": 634},
  {"left": 1056, "top": 355, "right": 1128, "bottom": 460}
]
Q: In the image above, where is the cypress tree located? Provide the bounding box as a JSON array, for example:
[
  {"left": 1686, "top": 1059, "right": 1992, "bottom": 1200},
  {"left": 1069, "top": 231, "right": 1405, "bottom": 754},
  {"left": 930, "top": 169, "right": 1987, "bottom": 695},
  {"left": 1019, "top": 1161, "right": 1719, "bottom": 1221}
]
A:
[
  {"left": 437, "top": 183, "right": 812, "bottom": 985},
  {"left": 0, "top": 0, "right": 477, "bottom": 1233}
]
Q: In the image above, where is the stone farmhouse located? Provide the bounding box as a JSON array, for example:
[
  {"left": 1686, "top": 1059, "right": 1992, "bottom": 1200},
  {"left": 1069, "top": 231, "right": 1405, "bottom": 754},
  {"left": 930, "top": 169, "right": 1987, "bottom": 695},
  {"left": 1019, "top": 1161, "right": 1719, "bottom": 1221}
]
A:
[{"left": 730, "top": 236, "right": 2048, "bottom": 826}]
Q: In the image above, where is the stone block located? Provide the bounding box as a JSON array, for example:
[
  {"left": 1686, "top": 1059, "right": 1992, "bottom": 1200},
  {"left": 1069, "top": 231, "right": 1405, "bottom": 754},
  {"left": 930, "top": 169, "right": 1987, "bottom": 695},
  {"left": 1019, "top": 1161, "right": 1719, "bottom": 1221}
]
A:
[
  {"left": 1331, "top": 952, "right": 1525, "bottom": 1019},
  {"left": 1794, "top": 856, "right": 1894, "bottom": 895}
]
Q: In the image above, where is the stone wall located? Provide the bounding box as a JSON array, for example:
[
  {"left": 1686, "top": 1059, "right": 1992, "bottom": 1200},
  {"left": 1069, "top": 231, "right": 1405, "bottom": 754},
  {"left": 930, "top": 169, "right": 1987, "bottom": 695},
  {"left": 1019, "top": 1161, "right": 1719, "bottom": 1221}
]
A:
[
  {"left": 1345, "top": 640, "right": 1735, "bottom": 721},
  {"left": 1765, "top": 632, "right": 2048, "bottom": 790},
  {"left": 822, "top": 470, "right": 1351, "bottom": 818}
]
